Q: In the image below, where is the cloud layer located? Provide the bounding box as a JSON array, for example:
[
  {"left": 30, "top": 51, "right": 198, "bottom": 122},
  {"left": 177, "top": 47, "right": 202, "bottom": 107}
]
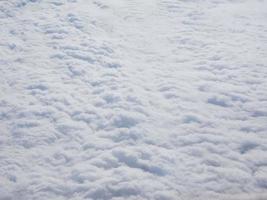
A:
[{"left": 0, "top": 0, "right": 267, "bottom": 199}]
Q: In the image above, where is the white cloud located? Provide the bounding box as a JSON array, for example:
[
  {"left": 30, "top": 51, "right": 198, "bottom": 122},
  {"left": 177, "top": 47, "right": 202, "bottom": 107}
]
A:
[{"left": 0, "top": 0, "right": 267, "bottom": 199}]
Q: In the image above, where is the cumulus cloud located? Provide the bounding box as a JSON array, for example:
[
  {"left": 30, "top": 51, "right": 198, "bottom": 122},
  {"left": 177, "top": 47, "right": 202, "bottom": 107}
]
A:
[{"left": 0, "top": 0, "right": 267, "bottom": 199}]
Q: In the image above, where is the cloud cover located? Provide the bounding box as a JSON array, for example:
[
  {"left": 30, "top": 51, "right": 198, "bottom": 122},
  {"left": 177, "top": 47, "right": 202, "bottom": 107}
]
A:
[{"left": 0, "top": 0, "right": 267, "bottom": 199}]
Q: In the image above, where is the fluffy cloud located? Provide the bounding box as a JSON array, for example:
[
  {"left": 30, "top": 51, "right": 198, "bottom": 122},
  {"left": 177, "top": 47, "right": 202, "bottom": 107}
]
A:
[{"left": 0, "top": 0, "right": 267, "bottom": 199}]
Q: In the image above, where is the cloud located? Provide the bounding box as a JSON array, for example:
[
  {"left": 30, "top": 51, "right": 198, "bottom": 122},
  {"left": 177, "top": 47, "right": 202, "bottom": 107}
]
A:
[{"left": 0, "top": 0, "right": 267, "bottom": 199}]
